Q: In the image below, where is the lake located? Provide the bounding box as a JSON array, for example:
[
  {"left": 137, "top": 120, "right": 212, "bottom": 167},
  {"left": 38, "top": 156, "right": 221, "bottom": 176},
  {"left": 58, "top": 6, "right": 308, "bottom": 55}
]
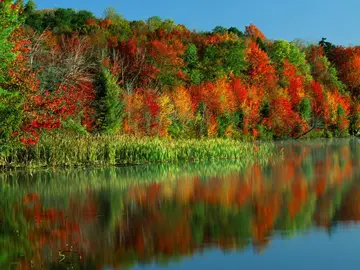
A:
[{"left": 1, "top": 138, "right": 360, "bottom": 269}]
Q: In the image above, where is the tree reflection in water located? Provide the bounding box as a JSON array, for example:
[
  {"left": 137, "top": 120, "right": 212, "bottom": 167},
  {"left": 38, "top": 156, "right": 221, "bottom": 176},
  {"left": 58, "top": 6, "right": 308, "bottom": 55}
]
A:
[{"left": 0, "top": 139, "right": 360, "bottom": 269}]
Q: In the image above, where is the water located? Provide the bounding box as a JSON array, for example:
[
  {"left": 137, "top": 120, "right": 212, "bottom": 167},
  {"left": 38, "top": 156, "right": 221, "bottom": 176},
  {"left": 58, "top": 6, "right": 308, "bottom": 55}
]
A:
[{"left": 1, "top": 139, "right": 360, "bottom": 269}]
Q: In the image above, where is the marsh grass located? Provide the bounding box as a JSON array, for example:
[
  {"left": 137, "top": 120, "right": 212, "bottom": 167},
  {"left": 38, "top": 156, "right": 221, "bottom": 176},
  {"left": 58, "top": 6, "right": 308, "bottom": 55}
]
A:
[{"left": 0, "top": 134, "right": 274, "bottom": 169}]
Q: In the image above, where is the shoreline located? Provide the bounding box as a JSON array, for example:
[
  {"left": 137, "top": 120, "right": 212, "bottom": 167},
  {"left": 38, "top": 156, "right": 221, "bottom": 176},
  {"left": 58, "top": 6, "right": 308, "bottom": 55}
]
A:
[
  {"left": 1, "top": 134, "right": 358, "bottom": 171},
  {"left": 0, "top": 135, "right": 275, "bottom": 170}
]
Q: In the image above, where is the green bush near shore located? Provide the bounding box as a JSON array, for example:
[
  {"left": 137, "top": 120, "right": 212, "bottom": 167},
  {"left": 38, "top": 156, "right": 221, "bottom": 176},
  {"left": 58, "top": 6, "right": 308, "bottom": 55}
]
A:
[{"left": 0, "top": 135, "right": 274, "bottom": 169}]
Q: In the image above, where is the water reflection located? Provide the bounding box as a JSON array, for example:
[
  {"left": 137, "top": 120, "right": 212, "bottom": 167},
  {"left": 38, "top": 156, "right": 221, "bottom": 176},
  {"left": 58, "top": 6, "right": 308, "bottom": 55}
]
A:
[{"left": 0, "top": 139, "right": 360, "bottom": 269}]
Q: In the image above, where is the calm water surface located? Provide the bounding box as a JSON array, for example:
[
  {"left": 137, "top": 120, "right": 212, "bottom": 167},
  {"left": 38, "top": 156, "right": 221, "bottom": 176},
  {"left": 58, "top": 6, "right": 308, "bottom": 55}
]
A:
[{"left": 1, "top": 139, "right": 360, "bottom": 269}]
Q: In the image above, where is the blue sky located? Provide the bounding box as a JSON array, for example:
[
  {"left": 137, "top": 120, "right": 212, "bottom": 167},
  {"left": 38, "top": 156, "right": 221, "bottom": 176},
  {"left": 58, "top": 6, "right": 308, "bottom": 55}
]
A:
[{"left": 33, "top": 0, "right": 360, "bottom": 45}]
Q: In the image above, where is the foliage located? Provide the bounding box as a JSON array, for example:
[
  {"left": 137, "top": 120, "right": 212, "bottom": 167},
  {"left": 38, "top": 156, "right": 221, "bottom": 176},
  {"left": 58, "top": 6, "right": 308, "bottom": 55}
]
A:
[
  {"left": 329, "top": 46, "right": 360, "bottom": 98},
  {"left": 0, "top": 3, "right": 359, "bottom": 163},
  {"left": 270, "top": 40, "right": 312, "bottom": 80},
  {"left": 306, "top": 45, "right": 345, "bottom": 93},
  {"left": 96, "top": 68, "right": 124, "bottom": 134},
  {"left": 25, "top": 7, "right": 97, "bottom": 34},
  {"left": 201, "top": 40, "right": 247, "bottom": 80},
  {"left": 0, "top": 0, "right": 23, "bottom": 154},
  {"left": 103, "top": 7, "right": 131, "bottom": 40},
  {"left": 245, "top": 23, "right": 265, "bottom": 41},
  {"left": 61, "top": 118, "right": 89, "bottom": 136},
  {"left": 299, "top": 98, "right": 312, "bottom": 122}
]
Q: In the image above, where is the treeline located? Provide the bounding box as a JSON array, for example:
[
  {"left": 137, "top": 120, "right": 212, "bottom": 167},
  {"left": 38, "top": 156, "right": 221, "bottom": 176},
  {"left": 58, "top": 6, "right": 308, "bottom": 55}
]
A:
[{"left": 1, "top": 0, "right": 360, "bottom": 153}]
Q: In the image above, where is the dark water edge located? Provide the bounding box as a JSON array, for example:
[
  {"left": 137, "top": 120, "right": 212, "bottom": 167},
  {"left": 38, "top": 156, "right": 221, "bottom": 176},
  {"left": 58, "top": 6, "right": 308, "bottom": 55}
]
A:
[{"left": 0, "top": 138, "right": 360, "bottom": 269}]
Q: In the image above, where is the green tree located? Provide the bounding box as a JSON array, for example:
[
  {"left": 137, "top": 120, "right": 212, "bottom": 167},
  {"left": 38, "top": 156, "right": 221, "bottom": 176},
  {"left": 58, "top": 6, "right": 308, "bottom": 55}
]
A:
[
  {"left": 73, "top": 10, "right": 96, "bottom": 29},
  {"left": 213, "top": 26, "right": 227, "bottom": 35},
  {"left": 0, "top": 1, "right": 20, "bottom": 81},
  {"left": 299, "top": 98, "right": 311, "bottom": 122},
  {"left": 223, "top": 41, "right": 248, "bottom": 76},
  {"left": 228, "top": 27, "right": 243, "bottom": 37},
  {"left": 147, "top": 16, "right": 162, "bottom": 32},
  {"left": 184, "top": 44, "right": 198, "bottom": 66},
  {"left": 160, "top": 19, "right": 176, "bottom": 33},
  {"left": 184, "top": 43, "right": 201, "bottom": 85},
  {"left": 24, "top": 3, "right": 44, "bottom": 31},
  {"left": 256, "top": 37, "right": 268, "bottom": 53},
  {"left": 96, "top": 68, "right": 124, "bottom": 134},
  {"left": 23, "top": 0, "right": 37, "bottom": 18},
  {"left": 53, "top": 8, "right": 76, "bottom": 33},
  {"left": 201, "top": 40, "right": 247, "bottom": 80},
  {"left": 25, "top": 8, "right": 96, "bottom": 33},
  {"left": 104, "top": 7, "right": 131, "bottom": 40},
  {"left": 319, "top": 38, "right": 335, "bottom": 58},
  {"left": 0, "top": 0, "right": 23, "bottom": 153},
  {"left": 270, "top": 40, "right": 312, "bottom": 80}
]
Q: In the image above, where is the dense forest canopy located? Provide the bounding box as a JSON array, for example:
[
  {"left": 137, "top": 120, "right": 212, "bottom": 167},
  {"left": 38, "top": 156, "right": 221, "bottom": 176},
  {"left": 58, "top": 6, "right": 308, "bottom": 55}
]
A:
[{"left": 0, "top": 0, "right": 360, "bottom": 152}]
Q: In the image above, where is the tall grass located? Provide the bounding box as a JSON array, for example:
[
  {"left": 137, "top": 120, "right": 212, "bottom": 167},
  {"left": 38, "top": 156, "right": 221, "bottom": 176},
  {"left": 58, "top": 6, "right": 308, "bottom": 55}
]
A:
[{"left": 0, "top": 134, "right": 274, "bottom": 169}]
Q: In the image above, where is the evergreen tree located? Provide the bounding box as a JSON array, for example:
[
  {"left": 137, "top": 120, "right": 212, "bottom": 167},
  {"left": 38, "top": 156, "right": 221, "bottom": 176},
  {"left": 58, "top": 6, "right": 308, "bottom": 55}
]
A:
[
  {"left": 96, "top": 68, "right": 124, "bottom": 135},
  {"left": 299, "top": 98, "right": 312, "bottom": 122},
  {"left": 23, "top": 0, "right": 37, "bottom": 18}
]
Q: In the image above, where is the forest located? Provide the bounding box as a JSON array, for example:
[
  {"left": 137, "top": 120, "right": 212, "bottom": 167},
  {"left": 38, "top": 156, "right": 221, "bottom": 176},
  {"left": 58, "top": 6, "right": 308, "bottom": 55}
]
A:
[{"left": 1, "top": 0, "right": 360, "bottom": 166}]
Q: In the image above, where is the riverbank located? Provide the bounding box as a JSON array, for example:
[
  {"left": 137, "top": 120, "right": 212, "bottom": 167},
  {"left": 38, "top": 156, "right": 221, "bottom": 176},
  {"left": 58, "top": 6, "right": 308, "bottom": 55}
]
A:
[{"left": 0, "top": 135, "right": 274, "bottom": 169}]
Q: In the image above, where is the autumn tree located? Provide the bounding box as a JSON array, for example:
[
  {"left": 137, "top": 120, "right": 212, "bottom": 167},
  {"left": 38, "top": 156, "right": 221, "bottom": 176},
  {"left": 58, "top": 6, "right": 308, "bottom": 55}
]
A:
[
  {"left": 148, "top": 34, "right": 186, "bottom": 89},
  {"left": 32, "top": 32, "right": 96, "bottom": 93},
  {"left": 336, "top": 47, "right": 360, "bottom": 97},
  {"left": 306, "top": 45, "right": 345, "bottom": 93},
  {"left": 18, "top": 32, "right": 96, "bottom": 139},
  {"left": 0, "top": 5, "right": 357, "bottom": 141},
  {"left": 111, "top": 38, "right": 158, "bottom": 92},
  {"left": 245, "top": 23, "right": 265, "bottom": 41},
  {"left": 309, "top": 81, "right": 328, "bottom": 130},
  {"left": 245, "top": 41, "right": 277, "bottom": 95}
]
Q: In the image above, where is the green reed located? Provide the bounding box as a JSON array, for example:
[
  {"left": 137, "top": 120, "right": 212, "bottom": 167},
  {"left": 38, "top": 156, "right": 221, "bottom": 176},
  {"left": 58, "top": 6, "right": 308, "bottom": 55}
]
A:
[{"left": 0, "top": 134, "right": 274, "bottom": 169}]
